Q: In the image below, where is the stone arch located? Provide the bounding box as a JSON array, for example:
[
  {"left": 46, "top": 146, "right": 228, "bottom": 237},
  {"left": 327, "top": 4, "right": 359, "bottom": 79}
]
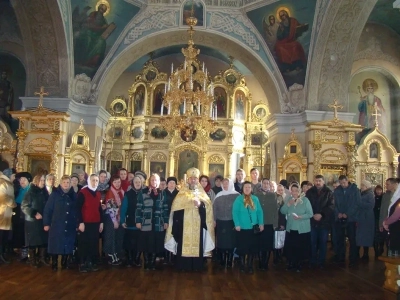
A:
[
  {"left": 95, "top": 30, "right": 283, "bottom": 114},
  {"left": 306, "top": 0, "right": 378, "bottom": 111},
  {"left": 11, "top": 0, "right": 70, "bottom": 97}
]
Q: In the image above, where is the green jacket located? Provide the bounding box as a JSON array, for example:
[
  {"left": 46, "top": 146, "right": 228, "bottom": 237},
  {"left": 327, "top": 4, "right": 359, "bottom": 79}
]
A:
[
  {"left": 280, "top": 196, "right": 313, "bottom": 234},
  {"left": 232, "top": 195, "right": 264, "bottom": 230}
]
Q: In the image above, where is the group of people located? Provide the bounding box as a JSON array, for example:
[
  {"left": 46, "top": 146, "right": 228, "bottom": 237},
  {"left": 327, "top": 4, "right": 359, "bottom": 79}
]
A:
[{"left": 0, "top": 166, "right": 399, "bottom": 275}]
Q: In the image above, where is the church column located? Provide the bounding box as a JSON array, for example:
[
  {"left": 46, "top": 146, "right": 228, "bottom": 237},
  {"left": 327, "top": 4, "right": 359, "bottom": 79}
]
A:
[
  {"left": 346, "top": 144, "right": 357, "bottom": 182},
  {"left": 311, "top": 142, "right": 322, "bottom": 176},
  {"left": 168, "top": 150, "right": 175, "bottom": 177},
  {"left": 124, "top": 150, "right": 130, "bottom": 169},
  {"left": 226, "top": 152, "right": 232, "bottom": 178},
  {"left": 143, "top": 149, "right": 148, "bottom": 175},
  {"left": 201, "top": 152, "right": 206, "bottom": 175},
  {"left": 51, "top": 131, "right": 61, "bottom": 183},
  {"left": 15, "top": 130, "right": 27, "bottom": 172}
]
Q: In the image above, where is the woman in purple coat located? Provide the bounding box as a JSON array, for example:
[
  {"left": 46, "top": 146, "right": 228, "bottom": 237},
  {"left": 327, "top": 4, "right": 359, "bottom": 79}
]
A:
[{"left": 43, "top": 175, "right": 77, "bottom": 271}]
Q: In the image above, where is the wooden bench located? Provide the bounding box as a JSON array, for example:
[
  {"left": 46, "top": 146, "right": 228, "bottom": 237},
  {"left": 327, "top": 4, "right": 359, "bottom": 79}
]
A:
[{"left": 378, "top": 256, "right": 400, "bottom": 293}]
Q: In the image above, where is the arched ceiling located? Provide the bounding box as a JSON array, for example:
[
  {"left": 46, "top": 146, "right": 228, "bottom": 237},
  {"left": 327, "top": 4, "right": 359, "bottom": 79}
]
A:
[
  {"left": 368, "top": 0, "right": 400, "bottom": 36},
  {"left": 126, "top": 45, "right": 251, "bottom": 75}
]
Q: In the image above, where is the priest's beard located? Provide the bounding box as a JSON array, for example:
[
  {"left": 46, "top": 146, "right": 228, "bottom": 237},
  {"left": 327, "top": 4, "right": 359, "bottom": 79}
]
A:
[
  {"left": 189, "top": 184, "right": 197, "bottom": 190},
  {"left": 367, "top": 93, "right": 375, "bottom": 105}
]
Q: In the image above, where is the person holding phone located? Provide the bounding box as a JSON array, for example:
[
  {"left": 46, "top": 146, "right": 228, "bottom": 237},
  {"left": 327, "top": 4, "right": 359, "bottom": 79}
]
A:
[{"left": 280, "top": 183, "right": 313, "bottom": 272}]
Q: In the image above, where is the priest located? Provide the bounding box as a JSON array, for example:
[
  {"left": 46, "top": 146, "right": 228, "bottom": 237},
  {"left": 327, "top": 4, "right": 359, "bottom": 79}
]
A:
[{"left": 165, "top": 167, "right": 215, "bottom": 271}]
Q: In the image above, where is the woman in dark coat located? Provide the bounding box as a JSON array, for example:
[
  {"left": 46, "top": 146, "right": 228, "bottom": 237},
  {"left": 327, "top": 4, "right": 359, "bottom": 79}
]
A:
[
  {"left": 356, "top": 180, "right": 375, "bottom": 260},
  {"left": 255, "top": 179, "right": 278, "bottom": 270},
  {"left": 102, "top": 175, "right": 125, "bottom": 265},
  {"left": 43, "top": 175, "right": 78, "bottom": 271},
  {"left": 135, "top": 173, "right": 169, "bottom": 270},
  {"left": 120, "top": 175, "right": 142, "bottom": 267},
  {"left": 21, "top": 174, "right": 49, "bottom": 267},
  {"left": 373, "top": 185, "right": 384, "bottom": 257}
]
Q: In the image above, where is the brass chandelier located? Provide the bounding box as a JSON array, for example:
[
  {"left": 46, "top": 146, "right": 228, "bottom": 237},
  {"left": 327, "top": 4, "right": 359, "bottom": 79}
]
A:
[{"left": 159, "top": 12, "right": 217, "bottom": 142}]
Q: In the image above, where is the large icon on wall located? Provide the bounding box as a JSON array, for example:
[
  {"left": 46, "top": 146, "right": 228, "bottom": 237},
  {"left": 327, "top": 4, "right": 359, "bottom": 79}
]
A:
[
  {"left": 182, "top": 0, "right": 204, "bottom": 26},
  {"left": 178, "top": 150, "right": 199, "bottom": 180},
  {"left": 153, "top": 84, "right": 167, "bottom": 115},
  {"left": 72, "top": 0, "right": 140, "bottom": 78},
  {"left": 357, "top": 78, "right": 386, "bottom": 134},
  {"left": 234, "top": 90, "right": 245, "bottom": 120},
  {"left": 246, "top": 0, "right": 316, "bottom": 88},
  {"left": 133, "top": 85, "right": 145, "bottom": 116},
  {"left": 150, "top": 162, "right": 166, "bottom": 179},
  {"left": 214, "top": 87, "right": 227, "bottom": 118}
]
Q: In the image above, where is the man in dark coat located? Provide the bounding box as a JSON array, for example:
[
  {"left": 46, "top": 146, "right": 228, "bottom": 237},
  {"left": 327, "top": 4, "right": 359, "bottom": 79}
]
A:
[
  {"left": 43, "top": 175, "right": 77, "bottom": 271},
  {"left": 306, "top": 175, "right": 334, "bottom": 268},
  {"left": 333, "top": 175, "right": 360, "bottom": 267}
]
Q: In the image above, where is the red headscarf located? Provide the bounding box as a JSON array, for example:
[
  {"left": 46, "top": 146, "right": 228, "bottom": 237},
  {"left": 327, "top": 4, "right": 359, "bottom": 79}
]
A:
[{"left": 117, "top": 168, "right": 130, "bottom": 192}]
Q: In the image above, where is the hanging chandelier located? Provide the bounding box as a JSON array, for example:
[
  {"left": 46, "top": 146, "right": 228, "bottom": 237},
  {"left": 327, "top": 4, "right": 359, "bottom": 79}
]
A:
[{"left": 159, "top": 11, "right": 217, "bottom": 142}]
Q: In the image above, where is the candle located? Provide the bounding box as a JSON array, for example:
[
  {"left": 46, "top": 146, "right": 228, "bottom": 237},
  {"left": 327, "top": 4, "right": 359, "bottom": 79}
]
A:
[
  {"left": 161, "top": 102, "right": 164, "bottom": 116},
  {"left": 202, "top": 62, "right": 205, "bottom": 72},
  {"left": 168, "top": 78, "right": 171, "bottom": 90},
  {"left": 177, "top": 76, "right": 180, "bottom": 88},
  {"left": 168, "top": 102, "right": 171, "bottom": 115},
  {"left": 215, "top": 105, "right": 218, "bottom": 120},
  {"left": 184, "top": 60, "right": 187, "bottom": 70},
  {"left": 184, "top": 174, "right": 187, "bottom": 183},
  {"left": 164, "top": 84, "right": 167, "bottom": 94},
  {"left": 197, "top": 100, "right": 200, "bottom": 115},
  {"left": 171, "top": 63, "right": 173, "bottom": 74},
  {"left": 183, "top": 99, "right": 186, "bottom": 114},
  {"left": 210, "top": 105, "right": 212, "bottom": 117},
  {"left": 203, "top": 78, "right": 206, "bottom": 89}
]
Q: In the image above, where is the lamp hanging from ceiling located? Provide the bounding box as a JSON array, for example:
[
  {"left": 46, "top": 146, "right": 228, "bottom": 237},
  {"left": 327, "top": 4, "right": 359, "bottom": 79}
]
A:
[{"left": 159, "top": 7, "right": 217, "bottom": 142}]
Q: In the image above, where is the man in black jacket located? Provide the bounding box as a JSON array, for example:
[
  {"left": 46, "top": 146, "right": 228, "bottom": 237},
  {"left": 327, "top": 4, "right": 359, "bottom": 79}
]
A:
[
  {"left": 333, "top": 175, "right": 361, "bottom": 266},
  {"left": 306, "top": 175, "right": 334, "bottom": 268}
]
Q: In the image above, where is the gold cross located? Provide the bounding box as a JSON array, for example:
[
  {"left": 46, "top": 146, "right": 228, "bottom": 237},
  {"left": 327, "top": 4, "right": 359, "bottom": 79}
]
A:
[
  {"left": 328, "top": 99, "right": 343, "bottom": 120},
  {"left": 290, "top": 128, "right": 297, "bottom": 140},
  {"left": 372, "top": 102, "right": 381, "bottom": 128},
  {"left": 34, "top": 86, "right": 49, "bottom": 108}
]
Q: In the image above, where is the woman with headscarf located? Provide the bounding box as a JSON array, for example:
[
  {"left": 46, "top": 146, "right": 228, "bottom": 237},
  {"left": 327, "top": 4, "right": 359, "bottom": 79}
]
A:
[
  {"left": 102, "top": 175, "right": 125, "bottom": 265},
  {"left": 44, "top": 174, "right": 55, "bottom": 197},
  {"left": 274, "top": 183, "right": 287, "bottom": 264},
  {"left": 118, "top": 168, "right": 130, "bottom": 192},
  {"left": 43, "top": 175, "right": 77, "bottom": 271},
  {"left": 233, "top": 181, "right": 264, "bottom": 274},
  {"left": 213, "top": 178, "right": 239, "bottom": 268},
  {"left": 280, "top": 183, "right": 313, "bottom": 272},
  {"left": 97, "top": 170, "right": 110, "bottom": 203},
  {"left": 164, "top": 176, "right": 179, "bottom": 264},
  {"left": 383, "top": 182, "right": 400, "bottom": 255},
  {"left": 357, "top": 180, "right": 375, "bottom": 260},
  {"left": 13, "top": 172, "right": 32, "bottom": 262},
  {"left": 135, "top": 173, "right": 169, "bottom": 270},
  {"left": 200, "top": 175, "right": 215, "bottom": 204},
  {"left": 120, "top": 175, "right": 142, "bottom": 267},
  {"left": 77, "top": 174, "right": 104, "bottom": 272},
  {"left": 255, "top": 178, "right": 278, "bottom": 271},
  {"left": 21, "top": 174, "right": 49, "bottom": 267},
  {"left": 70, "top": 174, "right": 83, "bottom": 194},
  {"left": 0, "top": 172, "right": 16, "bottom": 264},
  {"left": 77, "top": 170, "right": 87, "bottom": 186}
]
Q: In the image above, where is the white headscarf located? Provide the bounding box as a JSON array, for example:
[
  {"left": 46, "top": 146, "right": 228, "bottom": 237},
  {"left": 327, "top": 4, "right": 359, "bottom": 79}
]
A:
[
  {"left": 215, "top": 178, "right": 239, "bottom": 200},
  {"left": 388, "top": 184, "right": 400, "bottom": 216},
  {"left": 86, "top": 174, "right": 99, "bottom": 192}
]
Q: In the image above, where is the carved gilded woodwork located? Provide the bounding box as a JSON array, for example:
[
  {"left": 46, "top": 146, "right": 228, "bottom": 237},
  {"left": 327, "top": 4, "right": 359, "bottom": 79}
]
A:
[
  {"left": 278, "top": 130, "right": 307, "bottom": 182},
  {"left": 64, "top": 120, "right": 95, "bottom": 175},
  {"left": 208, "top": 154, "right": 225, "bottom": 164},
  {"left": 10, "top": 89, "right": 69, "bottom": 181},
  {"left": 150, "top": 152, "right": 167, "bottom": 161}
]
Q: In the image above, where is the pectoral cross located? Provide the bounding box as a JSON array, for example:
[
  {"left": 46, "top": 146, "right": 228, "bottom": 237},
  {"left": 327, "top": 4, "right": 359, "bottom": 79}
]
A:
[
  {"left": 34, "top": 86, "right": 49, "bottom": 108},
  {"left": 372, "top": 102, "right": 381, "bottom": 128},
  {"left": 328, "top": 99, "right": 343, "bottom": 120}
]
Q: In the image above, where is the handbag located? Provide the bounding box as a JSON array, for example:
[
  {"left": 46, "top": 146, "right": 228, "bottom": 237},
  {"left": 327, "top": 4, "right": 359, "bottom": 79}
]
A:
[
  {"left": 247, "top": 207, "right": 261, "bottom": 234},
  {"left": 274, "top": 230, "right": 286, "bottom": 249}
]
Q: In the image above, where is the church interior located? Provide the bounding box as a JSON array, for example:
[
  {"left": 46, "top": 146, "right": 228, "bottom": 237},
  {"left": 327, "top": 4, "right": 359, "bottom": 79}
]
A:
[{"left": 1, "top": 0, "right": 400, "bottom": 298}]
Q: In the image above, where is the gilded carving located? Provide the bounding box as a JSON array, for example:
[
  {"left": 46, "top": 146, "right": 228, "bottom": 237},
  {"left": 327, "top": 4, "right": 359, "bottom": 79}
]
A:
[
  {"left": 26, "top": 138, "right": 53, "bottom": 153},
  {"left": 208, "top": 155, "right": 225, "bottom": 164},
  {"left": 106, "top": 151, "right": 123, "bottom": 161},
  {"left": 320, "top": 148, "right": 347, "bottom": 164},
  {"left": 150, "top": 152, "right": 167, "bottom": 161},
  {"left": 131, "top": 152, "right": 142, "bottom": 161},
  {"left": 321, "top": 131, "right": 344, "bottom": 143}
]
